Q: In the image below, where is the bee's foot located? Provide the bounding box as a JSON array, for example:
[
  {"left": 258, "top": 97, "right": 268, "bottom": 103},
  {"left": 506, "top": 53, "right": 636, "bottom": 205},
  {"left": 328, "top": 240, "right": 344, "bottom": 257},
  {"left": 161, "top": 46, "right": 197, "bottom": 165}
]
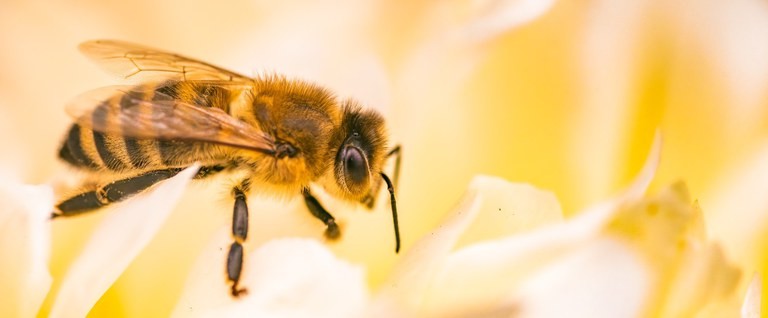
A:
[
  {"left": 325, "top": 219, "right": 340, "bottom": 240},
  {"left": 361, "top": 194, "right": 374, "bottom": 209},
  {"left": 231, "top": 285, "right": 248, "bottom": 298}
]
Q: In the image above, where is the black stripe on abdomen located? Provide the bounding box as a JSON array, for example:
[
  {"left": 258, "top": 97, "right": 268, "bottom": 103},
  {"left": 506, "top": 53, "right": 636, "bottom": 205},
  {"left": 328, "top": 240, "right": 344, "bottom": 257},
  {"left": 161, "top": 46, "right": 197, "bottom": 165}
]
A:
[
  {"left": 157, "top": 139, "right": 186, "bottom": 166},
  {"left": 153, "top": 82, "right": 186, "bottom": 166},
  {"left": 92, "top": 102, "right": 128, "bottom": 171},
  {"left": 124, "top": 137, "right": 150, "bottom": 169},
  {"left": 119, "top": 89, "right": 153, "bottom": 169},
  {"left": 92, "top": 131, "right": 127, "bottom": 171},
  {"left": 59, "top": 125, "right": 99, "bottom": 169}
]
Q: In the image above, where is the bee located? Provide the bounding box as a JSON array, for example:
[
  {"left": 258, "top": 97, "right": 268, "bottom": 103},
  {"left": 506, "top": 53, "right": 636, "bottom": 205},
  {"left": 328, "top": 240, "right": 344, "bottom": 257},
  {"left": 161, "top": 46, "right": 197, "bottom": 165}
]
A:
[{"left": 53, "top": 40, "right": 401, "bottom": 297}]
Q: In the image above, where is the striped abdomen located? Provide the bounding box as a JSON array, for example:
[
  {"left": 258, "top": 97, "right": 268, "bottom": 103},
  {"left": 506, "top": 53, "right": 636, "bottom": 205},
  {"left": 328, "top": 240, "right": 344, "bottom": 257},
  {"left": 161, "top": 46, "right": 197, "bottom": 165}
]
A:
[{"left": 58, "top": 81, "right": 237, "bottom": 172}]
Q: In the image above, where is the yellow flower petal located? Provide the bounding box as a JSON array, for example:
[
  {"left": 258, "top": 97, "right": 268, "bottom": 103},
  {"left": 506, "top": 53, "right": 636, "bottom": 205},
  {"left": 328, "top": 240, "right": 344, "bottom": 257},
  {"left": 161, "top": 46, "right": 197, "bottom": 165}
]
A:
[
  {"left": 605, "top": 183, "right": 742, "bottom": 317},
  {"left": 50, "top": 164, "right": 199, "bottom": 317},
  {"left": 574, "top": 0, "right": 657, "bottom": 203},
  {"left": 0, "top": 180, "right": 53, "bottom": 318}
]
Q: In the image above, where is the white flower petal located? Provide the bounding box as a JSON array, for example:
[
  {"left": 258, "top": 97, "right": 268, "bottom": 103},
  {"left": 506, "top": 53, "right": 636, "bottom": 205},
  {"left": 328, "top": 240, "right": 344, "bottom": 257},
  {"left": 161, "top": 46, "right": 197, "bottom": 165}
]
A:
[
  {"left": 456, "top": 0, "right": 557, "bottom": 43},
  {"left": 565, "top": 129, "right": 661, "bottom": 231},
  {"left": 371, "top": 177, "right": 560, "bottom": 316},
  {"left": 421, "top": 221, "right": 590, "bottom": 316},
  {"left": 513, "top": 238, "right": 650, "bottom": 318},
  {"left": 369, "top": 184, "right": 482, "bottom": 315},
  {"left": 173, "top": 235, "right": 368, "bottom": 318},
  {"left": 373, "top": 132, "right": 660, "bottom": 316},
  {"left": 741, "top": 273, "right": 762, "bottom": 318},
  {"left": 418, "top": 160, "right": 658, "bottom": 316},
  {"left": 50, "top": 164, "right": 200, "bottom": 317},
  {"left": 626, "top": 130, "right": 662, "bottom": 199},
  {"left": 681, "top": 0, "right": 768, "bottom": 128},
  {"left": 0, "top": 181, "right": 53, "bottom": 318},
  {"left": 455, "top": 176, "right": 563, "bottom": 248},
  {"left": 423, "top": 0, "right": 556, "bottom": 44}
]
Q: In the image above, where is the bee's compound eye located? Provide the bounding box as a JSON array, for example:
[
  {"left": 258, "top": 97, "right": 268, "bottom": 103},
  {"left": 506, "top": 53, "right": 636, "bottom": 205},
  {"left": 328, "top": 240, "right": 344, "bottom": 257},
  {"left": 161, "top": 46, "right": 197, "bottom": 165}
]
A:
[{"left": 342, "top": 146, "right": 369, "bottom": 187}]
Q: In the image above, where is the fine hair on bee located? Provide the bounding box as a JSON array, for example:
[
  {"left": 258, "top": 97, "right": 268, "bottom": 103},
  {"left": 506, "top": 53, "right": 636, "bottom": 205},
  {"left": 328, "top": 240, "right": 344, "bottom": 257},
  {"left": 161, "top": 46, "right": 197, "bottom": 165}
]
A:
[{"left": 52, "top": 39, "right": 402, "bottom": 297}]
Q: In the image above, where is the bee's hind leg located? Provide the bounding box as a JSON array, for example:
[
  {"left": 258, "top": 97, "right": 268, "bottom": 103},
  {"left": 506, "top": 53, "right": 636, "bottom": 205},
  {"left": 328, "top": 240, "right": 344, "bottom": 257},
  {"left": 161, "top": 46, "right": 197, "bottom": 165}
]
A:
[
  {"left": 52, "top": 165, "right": 225, "bottom": 219},
  {"left": 53, "top": 168, "right": 184, "bottom": 218},
  {"left": 302, "top": 189, "right": 340, "bottom": 239}
]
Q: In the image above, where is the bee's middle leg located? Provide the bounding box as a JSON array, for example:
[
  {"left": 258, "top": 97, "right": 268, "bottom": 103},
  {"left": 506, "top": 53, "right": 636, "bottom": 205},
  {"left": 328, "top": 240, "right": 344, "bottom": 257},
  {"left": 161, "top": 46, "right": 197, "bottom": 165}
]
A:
[
  {"left": 227, "top": 180, "right": 250, "bottom": 297},
  {"left": 302, "top": 189, "right": 340, "bottom": 239}
]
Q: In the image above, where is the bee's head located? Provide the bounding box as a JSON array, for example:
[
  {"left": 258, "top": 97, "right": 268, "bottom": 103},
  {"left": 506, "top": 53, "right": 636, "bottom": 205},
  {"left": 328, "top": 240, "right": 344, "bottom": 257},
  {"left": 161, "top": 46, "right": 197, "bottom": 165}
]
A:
[{"left": 331, "top": 101, "right": 388, "bottom": 201}]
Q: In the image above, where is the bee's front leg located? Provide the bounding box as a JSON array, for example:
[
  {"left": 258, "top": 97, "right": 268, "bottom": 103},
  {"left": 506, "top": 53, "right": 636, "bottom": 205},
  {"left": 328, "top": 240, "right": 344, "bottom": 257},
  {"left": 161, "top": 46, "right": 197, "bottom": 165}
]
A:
[
  {"left": 302, "top": 189, "right": 340, "bottom": 239},
  {"left": 227, "top": 181, "right": 250, "bottom": 297}
]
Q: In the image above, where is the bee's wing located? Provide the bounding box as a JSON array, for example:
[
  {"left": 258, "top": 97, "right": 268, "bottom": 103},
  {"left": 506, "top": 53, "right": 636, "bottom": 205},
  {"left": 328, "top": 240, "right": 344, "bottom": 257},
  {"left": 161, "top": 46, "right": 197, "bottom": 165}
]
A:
[
  {"left": 67, "top": 86, "right": 275, "bottom": 154},
  {"left": 79, "top": 40, "right": 253, "bottom": 82}
]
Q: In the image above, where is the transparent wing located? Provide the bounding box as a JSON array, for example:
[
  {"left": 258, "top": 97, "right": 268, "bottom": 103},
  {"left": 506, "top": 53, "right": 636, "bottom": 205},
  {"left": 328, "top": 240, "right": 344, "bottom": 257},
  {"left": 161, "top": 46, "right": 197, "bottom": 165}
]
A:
[
  {"left": 66, "top": 86, "right": 275, "bottom": 154},
  {"left": 79, "top": 39, "right": 253, "bottom": 82}
]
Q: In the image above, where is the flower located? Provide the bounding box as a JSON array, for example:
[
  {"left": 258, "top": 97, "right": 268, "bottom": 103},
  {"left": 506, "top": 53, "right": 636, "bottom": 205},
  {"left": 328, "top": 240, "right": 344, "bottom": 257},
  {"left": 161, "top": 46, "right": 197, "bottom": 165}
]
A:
[
  {"left": 48, "top": 165, "right": 200, "bottom": 317},
  {"left": 0, "top": 136, "right": 758, "bottom": 317},
  {"left": 0, "top": 175, "right": 53, "bottom": 318},
  {"left": 166, "top": 134, "right": 749, "bottom": 317},
  {"left": 1, "top": 0, "right": 767, "bottom": 316}
]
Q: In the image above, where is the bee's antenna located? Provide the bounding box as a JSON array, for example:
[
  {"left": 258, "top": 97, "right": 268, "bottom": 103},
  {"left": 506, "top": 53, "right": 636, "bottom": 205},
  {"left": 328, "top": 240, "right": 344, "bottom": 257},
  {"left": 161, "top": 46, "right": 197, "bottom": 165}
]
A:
[{"left": 380, "top": 172, "right": 400, "bottom": 253}]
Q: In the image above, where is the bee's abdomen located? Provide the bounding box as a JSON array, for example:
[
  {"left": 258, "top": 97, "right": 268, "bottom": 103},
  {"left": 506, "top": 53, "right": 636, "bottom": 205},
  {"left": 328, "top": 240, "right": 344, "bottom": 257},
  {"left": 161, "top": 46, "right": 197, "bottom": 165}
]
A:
[
  {"left": 59, "top": 124, "right": 151, "bottom": 172},
  {"left": 123, "top": 137, "right": 153, "bottom": 169},
  {"left": 59, "top": 124, "right": 101, "bottom": 170},
  {"left": 59, "top": 81, "right": 236, "bottom": 172},
  {"left": 59, "top": 123, "right": 220, "bottom": 172}
]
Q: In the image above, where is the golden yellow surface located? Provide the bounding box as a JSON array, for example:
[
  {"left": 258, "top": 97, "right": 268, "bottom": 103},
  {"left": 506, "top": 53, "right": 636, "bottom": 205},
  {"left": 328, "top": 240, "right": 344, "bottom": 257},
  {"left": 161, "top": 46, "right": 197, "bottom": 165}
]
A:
[{"left": 0, "top": 0, "right": 766, "bottom": 316}]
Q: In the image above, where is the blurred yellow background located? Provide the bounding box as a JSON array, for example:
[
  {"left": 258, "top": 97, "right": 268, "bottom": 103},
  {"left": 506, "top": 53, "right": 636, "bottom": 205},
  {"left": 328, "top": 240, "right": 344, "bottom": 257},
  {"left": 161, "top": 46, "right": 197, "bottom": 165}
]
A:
[{"left": 1, "top": 0, "right": 766, "bottom": 316}]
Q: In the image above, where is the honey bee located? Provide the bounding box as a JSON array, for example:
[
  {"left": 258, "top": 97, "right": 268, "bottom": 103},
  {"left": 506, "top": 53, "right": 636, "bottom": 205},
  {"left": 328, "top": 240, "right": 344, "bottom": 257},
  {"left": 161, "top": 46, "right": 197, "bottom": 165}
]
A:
[{"left": 53, "top": 40, "right": 401, "bottom": 297}]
